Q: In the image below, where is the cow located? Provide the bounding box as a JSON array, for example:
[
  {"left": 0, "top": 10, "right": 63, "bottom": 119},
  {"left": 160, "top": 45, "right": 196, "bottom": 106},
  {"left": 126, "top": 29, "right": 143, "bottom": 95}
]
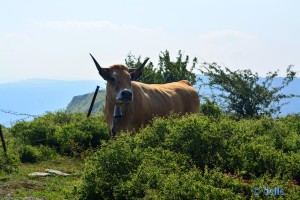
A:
[{"left": 90, "top": 54, "right": 200, "bottom": 136}]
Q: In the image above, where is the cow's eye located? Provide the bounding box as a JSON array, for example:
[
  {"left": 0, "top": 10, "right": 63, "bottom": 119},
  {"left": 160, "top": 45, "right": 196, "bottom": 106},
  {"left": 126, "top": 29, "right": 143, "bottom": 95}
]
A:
[
  {"left": 130, "top": 74, "right": 134, "bottom": 81},
  {"left": 110, "top": 76, "right": 116, "bottom": 82}
]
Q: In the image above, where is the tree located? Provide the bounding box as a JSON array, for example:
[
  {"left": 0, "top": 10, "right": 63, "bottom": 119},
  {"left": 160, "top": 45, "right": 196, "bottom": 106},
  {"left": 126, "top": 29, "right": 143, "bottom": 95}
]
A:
[
  {"left": 125, "top": 53, "right": 161, "bottom": 84},
  {"left": 125, "top": 50, "right": 197, "bottom": 85},
  {"left": 198, "top": 63, "right": 299, "bottom": 119}
]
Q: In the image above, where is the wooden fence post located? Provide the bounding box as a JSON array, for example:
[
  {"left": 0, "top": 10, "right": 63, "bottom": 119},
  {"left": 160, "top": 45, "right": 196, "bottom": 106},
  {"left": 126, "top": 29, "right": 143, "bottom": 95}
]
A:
[
  {"left": 87, "top": 86, "right": 100, "bottom": 117},
  {"left": 0, "top": 125, "right": 7, "bottom": 155}
]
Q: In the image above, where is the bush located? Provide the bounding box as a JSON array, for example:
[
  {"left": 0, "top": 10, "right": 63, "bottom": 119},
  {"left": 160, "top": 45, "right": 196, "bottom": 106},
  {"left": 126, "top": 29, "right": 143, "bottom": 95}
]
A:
[
  {"left": 77, "top": 136, "right": 244, "bottom": 199},
  {"left": 200, "top": 98, "right": 223, "bottom": 117},
  {"left": 19, "top": 145, "right": 42, "bottom": 163},
  {"left": 38, "top": 145, "right": 58, "bottom": 160},
  {"left": 10, "top": 111, "right": 110, "bottom": 156},
  {"left": 76, "top": 114, "right": 300, "bottom": 199},
  {"left": 18, "top": 144, "right": 58, "bottom": 163},
  {"left": 0, "top": 152, "right": 20, "bottom": 173}
]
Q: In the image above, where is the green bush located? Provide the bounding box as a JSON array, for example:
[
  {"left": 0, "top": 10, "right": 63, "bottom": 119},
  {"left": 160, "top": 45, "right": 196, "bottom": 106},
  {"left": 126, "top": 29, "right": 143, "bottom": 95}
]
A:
[
  {"left": 6, "top": 110, "right": 300, "bottom": 198},
  {"left": 163, "top": 114, "right": 226, "bottom": 169},
  {"left": 37, "top": 145, "right": 58, "bottom": 160},
  {"left": 77, "top": 136, "right": 245, "bottom": 199},
  {"left": 0, "top": 152, "right": 20, "bottom": 173},
  {"left": 10, "top": 111, "right": 110, "bottom": 156},
  {"left": 18, "top": 144, "right": 58, "bottom": 163},
  {"left": 200, "top": 98, "right": 223, "bottom": 117},
  {"left": 0, "top": 126, "right": 20, "bottom": 173},
  {"left": 19, "top": 145, "right": 42, "bottom": 163},
  {"left": 76, "top": 114, "right": 300, "bottom": 199}
]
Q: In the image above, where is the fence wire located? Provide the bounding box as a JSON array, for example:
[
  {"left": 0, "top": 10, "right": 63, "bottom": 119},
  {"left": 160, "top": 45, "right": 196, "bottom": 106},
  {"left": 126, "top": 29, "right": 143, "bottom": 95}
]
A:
[{"left": 0, "top": 109, "right": 40, "bottom": 126}]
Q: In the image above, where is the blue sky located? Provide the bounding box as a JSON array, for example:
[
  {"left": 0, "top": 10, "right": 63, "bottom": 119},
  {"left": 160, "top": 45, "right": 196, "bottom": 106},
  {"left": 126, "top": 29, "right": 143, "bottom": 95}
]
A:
[{"left": 1, "top": 0, "right": 299, "bottom": 83}]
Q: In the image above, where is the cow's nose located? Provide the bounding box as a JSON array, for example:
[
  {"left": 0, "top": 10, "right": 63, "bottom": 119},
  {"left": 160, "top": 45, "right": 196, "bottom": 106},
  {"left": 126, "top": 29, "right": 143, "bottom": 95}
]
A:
[
  {"left": 121, "top": 90, "right": 132, "bottom": 100},
  {"left": 117, "top": 89, "right": 133, "bottom": 102}
]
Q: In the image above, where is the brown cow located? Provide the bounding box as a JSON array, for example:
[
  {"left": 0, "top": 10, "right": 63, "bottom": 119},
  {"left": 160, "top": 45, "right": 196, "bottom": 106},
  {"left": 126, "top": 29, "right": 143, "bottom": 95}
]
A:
[{"left": 90, "top": 54, "right": 200, "bottom": 136}]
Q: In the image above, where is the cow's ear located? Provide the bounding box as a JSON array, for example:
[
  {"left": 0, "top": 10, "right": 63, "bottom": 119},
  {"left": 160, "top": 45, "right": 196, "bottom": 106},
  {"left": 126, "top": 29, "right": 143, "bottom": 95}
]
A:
[
  {"left": 130, "top": 69, "right": 142, "bottom": 80},
  {"left": 129, "top": 57, "right": 149, "bottom": 80},
  {"left": 99, "top": 68, "right": 110, "bottom": 81}
]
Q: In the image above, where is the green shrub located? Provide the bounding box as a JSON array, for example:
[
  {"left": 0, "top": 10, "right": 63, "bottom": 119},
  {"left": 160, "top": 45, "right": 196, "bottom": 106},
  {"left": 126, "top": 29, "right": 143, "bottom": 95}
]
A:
[
  {"left": 18, "top": 145, "right": 58, "bottom": 163},
  {"left": 0, "top": 152, "right": 20, "bottom": 173},
  {"left": 77, "top": 135, "right": 140, "bottom": 199},
  {"left": 77, "top": 135, "right": 244, "bottom": 199},
  {"left": 163, "top": 114, "right": 227, "bottom": 169},
  {"left": 76, "top": 114, "right": 300, "bottom": 199},
  {"left": 19, "top": 145, "right": 42, "bottom": 163},
  {"left": 200, "top": 98, "right": 223, "bottom": 117},
  {"left": 10, "top": 111, "right": 110, "bottom": 156},
  {"left": 7, "top": 110, "right": 300, "bottom": 198},
  {"left": 38, "top": 145, "right": 58, "bottom": 160},
  {"left": 11, "top": 118, "right": 58, "bottom": 147}
]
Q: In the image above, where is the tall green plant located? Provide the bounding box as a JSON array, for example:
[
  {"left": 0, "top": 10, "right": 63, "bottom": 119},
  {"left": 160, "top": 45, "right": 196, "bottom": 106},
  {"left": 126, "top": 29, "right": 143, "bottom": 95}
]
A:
[
  {"left": 125, "top": 50, "right": 197, "bottom": 85},
  {"left": 199, "top": 63, "right": 299, "bottom": 119}
]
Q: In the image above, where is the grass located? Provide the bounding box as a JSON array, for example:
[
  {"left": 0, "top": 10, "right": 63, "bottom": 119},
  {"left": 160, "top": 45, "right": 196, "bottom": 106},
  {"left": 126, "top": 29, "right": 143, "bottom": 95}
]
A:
[{"left": 0, "top": 156, "right": 83, "bottom": 200}]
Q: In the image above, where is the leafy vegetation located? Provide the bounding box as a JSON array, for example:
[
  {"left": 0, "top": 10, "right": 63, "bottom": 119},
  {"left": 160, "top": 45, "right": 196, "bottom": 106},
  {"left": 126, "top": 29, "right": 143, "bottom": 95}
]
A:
[
  {"left": 1, "top": 111, "right": 300, "bottom": 199},
  {"left": 77, "top": 114, "right": 300, "bottom": 199},
  {"left": 10, "top": 111, "right": 109, "bottom": 157},
  {"left": 126, "top": 50, "right": 197, "bottom": 85},
  {"left": 199, "top": 63, "right": 299, "bottom": 118},
  {"left": 1, "top": 112, "right": 108, "bottom": 199}
]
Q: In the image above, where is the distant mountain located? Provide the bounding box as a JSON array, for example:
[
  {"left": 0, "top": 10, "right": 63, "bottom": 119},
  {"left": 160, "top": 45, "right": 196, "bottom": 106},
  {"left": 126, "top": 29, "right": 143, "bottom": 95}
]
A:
[{"left": 0, "top": 79, "right": 105, "bottom": 127}]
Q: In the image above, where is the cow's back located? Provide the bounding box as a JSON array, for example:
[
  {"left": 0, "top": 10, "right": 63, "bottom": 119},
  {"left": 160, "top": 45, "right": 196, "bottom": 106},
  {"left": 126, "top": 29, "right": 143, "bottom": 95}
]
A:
[{"left": 127, "top": 80, "right": 200, "bottom": 130}]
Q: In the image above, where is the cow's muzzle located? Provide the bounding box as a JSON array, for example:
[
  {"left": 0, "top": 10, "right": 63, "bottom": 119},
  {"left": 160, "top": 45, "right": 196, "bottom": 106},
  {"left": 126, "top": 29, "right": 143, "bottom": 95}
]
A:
[{"left": 116, "top": 89, "right": 133, "bottom": 103}]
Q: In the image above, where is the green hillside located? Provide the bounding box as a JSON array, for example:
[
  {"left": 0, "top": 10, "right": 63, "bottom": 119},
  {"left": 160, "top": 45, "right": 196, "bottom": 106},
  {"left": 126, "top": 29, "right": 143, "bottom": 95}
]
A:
[{"left": 66, "top": 90, "right": 106, "bottom": 114}]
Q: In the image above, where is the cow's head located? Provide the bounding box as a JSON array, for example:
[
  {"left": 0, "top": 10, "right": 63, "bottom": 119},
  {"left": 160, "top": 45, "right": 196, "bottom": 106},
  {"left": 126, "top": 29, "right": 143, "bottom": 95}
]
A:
[{"left": 90, "top": 54, "right": 149, "bottom": 104}]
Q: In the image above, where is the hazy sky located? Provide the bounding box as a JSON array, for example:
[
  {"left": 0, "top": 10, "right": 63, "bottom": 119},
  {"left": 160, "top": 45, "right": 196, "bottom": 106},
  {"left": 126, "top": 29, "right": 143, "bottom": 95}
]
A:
[{"left": 1, "top": 0, "right": 299, "bottom": 83}]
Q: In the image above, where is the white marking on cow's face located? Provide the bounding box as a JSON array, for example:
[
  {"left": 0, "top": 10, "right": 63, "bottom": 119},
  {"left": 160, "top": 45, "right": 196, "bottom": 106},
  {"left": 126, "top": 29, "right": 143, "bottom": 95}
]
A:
[{"left": 116, "top": 88, "right": 133, "bottom": 103}]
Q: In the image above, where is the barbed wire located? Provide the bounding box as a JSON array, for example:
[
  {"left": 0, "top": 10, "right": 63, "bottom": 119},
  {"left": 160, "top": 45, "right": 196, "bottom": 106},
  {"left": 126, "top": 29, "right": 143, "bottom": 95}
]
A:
[
  {"left": 1, "top": 116, "right": 35, "bottom": 126},
  {"left": 0, "top": 109, "right": 39, "bottom": 118},
  {"left": 0, "top": 109, "right": 40, "bottom": 126}
]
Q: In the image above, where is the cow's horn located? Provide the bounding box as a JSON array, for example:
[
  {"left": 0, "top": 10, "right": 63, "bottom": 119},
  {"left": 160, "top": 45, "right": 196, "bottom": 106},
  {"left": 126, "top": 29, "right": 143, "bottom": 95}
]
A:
[
  {"left": 137, "top": 57, "right": 150, "bottom": 70},
  {"left": 89, "top": 53, "right": 102, "bottom": 73}
]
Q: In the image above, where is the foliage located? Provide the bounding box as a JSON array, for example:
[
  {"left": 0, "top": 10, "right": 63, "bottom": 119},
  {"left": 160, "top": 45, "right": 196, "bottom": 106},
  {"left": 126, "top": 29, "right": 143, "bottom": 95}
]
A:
[
  {"left": 0, "top": 126, "right": 21, "bottom": 173},
  {"left": 3, "top": 110, "right": 300, "bottom": 198},
  {"left": 10, "top": 111, "right": 110, "bottom": 157},
  {"left": 126, "top": 50, "right": 197, "bottom": 85},
  {"left": 198, "top": 63, "right": 299, "bottom": 119},
  {"left": 77, "top": 114, "right": 300, "bottom": 199},
  {"left": 19, "top": 145, "right": 43, "bottom": 163},
  {"left": 18, "top": 145, "right": 57, "bottom": 163},
  {"left": 0, "top": 152, "right": 20, "bottom": 173},
  {"left": 200, "top": 97, "right": 223, "bottom": 117}
]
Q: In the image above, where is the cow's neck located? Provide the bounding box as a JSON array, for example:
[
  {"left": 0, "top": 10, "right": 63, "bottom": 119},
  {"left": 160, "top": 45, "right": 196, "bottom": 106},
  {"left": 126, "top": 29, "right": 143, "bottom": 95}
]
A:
[{"left": 105, "top": 95, "right": 130, "bottom": 136}]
